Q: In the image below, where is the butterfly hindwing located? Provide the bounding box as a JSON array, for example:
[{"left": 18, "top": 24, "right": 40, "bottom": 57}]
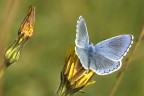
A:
[
  {"left": 75, "top": 46, "right": 89, "bottom": 70},
  {"left": 90, "top": 53, "right": 121, "bottom": 75}
]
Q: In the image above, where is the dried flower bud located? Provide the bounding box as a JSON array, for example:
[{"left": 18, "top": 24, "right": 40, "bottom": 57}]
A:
[{"left": 5, "top": 5, "right": 35, "bottom": 66}]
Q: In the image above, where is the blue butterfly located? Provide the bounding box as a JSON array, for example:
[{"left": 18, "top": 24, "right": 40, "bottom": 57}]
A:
[{"left": 75, "top": 16, "right": 134, "bottom": 75}]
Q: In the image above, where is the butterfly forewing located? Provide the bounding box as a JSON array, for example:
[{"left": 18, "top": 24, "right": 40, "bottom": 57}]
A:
[
  {"left": 94, "top": 35, "right": 133, "bottom": 61},
  {"left": 75, "top": 16, "right": 89, "bottom": 48}
]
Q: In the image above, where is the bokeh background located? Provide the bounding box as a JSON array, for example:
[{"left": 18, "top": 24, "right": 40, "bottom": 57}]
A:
[{"left": 0, "top": 0, "right": 144, "bottom": 96}]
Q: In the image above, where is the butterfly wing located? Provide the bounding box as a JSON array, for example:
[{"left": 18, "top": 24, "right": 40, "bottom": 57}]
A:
[
  {"left": 75, "top": 16, "right": 89, "bottom": 48},
  {"left": 75, "top": 46, "right": 89, "bottom": 70},
  {"left": 89, "top": 35, "right": 133, "bottom": 75},
  {"left": 90, "top": 53, "right": 121, "bottom": 75},
  {"left": 94, "top": 35, "right": 133, "bottom": 60},
  {"left": 75, "top": 16, "right": 134, "bottom": 75}
]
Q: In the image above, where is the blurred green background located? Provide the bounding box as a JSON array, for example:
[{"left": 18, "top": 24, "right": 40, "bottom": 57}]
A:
[{"left": 0, "top": 0, "right": 144, "bottom": 96}]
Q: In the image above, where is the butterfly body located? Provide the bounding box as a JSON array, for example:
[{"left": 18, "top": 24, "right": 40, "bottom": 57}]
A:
[{"left": 75, "top": 16, "right": 134, "bottom": 75}]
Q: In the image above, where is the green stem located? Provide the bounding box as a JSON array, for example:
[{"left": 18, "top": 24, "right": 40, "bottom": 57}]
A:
[{"left": 0, "top": 0, "right": 20, "bottom": 95}]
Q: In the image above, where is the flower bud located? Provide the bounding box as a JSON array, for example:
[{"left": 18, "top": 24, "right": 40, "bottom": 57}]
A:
[{"left": 5, "top": 5, "right": 35, "bottom": 67}]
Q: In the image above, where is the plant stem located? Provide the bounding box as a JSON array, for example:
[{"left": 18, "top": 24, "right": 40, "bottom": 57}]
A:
[
  {"left": 108, "top": 27, "right": 144, "bottom": 96},
  {"left": 0, "top": 0, "right": 20, "bottom": 95}
]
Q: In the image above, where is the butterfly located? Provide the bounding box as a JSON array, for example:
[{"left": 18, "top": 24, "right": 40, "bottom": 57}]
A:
[{"left": 75, "top": 16, "right": 134, "bottom": 75}]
